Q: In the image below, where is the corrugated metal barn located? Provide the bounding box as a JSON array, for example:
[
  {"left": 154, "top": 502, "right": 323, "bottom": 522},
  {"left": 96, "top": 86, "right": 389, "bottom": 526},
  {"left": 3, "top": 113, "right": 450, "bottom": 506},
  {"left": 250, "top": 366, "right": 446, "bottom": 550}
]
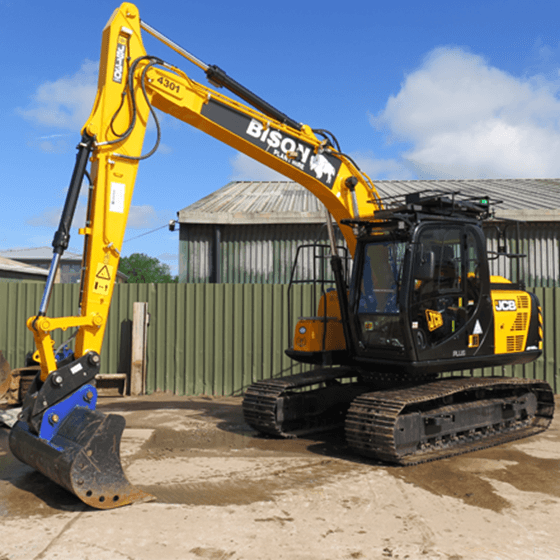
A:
[
  {"left": 0, "top": 257, "right": 48, "bottom": 282},
  {"left": 178, "top": 181, "right": 346, "bottom": 284},
  {"left": 0, "top": 247, "right": 83, "bottom": 283},
  {"left": 178, "top": 178, "right": 560, "bottom": 287}
]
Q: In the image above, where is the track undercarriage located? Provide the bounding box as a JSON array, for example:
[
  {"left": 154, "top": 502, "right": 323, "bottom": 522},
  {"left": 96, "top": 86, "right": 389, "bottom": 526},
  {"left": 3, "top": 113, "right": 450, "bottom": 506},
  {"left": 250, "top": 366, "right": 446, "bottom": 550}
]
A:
[{"left": 243, "top": 369, "right": 554, "bottom": 465}]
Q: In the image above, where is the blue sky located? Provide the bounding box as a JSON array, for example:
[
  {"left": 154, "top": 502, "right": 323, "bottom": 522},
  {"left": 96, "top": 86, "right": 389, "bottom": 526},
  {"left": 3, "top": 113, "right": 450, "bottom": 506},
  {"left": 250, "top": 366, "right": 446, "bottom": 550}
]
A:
[{"left": 2, "top": 0, "right": 560, "bottom": 274}]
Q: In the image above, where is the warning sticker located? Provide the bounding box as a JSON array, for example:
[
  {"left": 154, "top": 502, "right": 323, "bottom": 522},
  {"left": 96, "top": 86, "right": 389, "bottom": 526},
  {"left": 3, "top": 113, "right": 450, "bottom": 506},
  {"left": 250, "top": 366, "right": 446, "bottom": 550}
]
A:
[
  {"left": 93, "top": 263, "right": 113, "bottom": 295},
  {"left": 473, "top": 320, "right": 483, "bottom": 335}
]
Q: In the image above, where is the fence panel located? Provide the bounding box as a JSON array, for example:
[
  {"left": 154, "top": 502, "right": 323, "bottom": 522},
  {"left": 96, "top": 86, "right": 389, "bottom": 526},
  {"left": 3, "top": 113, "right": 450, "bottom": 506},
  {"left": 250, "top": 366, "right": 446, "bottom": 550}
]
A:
[{"left": 2, "top": 283, "right": 560, "bottom": 396}]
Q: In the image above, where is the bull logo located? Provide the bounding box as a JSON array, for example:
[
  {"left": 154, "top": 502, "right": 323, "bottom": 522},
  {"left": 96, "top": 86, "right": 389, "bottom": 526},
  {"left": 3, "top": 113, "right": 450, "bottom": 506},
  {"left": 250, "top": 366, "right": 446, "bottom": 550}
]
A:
[{"left": 310, "top": 154, "right": 336, "bottom": 184}]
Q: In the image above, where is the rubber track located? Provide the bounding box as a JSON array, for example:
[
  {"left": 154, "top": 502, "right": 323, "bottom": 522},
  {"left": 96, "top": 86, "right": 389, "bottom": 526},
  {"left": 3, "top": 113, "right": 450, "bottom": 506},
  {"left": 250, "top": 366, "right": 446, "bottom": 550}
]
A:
[
  {"left": 243, "top": 368, "right": 358, "bottom": 438},
  {"left": 345, "top": 377, "right": 555, "bottom": 465}
]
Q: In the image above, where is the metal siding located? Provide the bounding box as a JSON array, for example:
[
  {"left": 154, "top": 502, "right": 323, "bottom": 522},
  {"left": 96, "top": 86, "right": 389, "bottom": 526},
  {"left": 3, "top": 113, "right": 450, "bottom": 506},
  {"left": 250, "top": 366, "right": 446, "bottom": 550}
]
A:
[
  {"left": 0, "top": 283, "right": 40, "bottom": 369},
  {"left": 183, "top": 283, "right": 196, "bottom": 395},
  {"left": 181, "top": 181, "right": 560, "bottom": 287},
  {"left": 180, "top": 223, "right": 346, "bottom": 284},
  {"left": 180, "top": 225, "right": 212, "bottom": 283},
  {"left": 538, "top": 287, "right": 558, "bottom": 392},
  {"left": 484, "top": 222, "right": 560, "bottom": 287},
  {"left": 178, "top": 225, "right": 188, "bottom": 283},
  {"left": 95, "top": 284, "right": 560, "bottom": 395}
]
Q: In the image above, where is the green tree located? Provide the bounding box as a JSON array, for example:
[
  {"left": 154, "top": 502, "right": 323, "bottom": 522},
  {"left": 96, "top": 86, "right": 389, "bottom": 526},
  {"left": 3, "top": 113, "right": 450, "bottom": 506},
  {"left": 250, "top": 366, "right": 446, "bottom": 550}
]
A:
[{"left": 119, "top": 253, "right": 177, "bottom": 283}]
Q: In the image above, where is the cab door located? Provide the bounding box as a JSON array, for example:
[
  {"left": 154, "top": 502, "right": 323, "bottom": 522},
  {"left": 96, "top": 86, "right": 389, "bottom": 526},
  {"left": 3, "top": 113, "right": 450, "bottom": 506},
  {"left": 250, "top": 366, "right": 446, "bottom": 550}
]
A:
[
  {"left": 351, "top": 238, "right": 407, "bottom": 354},
  {"left": 409, "top": 223, "right": 492, "bottom": 362}
]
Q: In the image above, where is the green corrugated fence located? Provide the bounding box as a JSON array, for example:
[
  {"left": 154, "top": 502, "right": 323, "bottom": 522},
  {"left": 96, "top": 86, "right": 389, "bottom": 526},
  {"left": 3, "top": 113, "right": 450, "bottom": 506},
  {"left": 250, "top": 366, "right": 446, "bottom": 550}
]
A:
[
  {"left": 0, "top": 283, "right": 559, "bottom": 395},
  {"left": 0, "top": 282, "right": 318, "bottom": 396}
]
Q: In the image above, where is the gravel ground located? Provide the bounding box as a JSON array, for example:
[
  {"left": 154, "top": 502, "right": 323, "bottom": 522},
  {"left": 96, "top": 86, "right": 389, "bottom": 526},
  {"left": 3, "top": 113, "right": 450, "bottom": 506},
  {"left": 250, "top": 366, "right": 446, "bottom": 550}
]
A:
[{"left": 1, "top": 393, "right": 559, "bottom": 560}]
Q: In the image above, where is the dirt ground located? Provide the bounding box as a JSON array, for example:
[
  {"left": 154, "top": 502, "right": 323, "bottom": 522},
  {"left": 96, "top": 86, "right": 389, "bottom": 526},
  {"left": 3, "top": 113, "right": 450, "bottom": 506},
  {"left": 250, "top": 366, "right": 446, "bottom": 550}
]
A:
[{"left": 1, "top": 393, "right": 560, "bottom": 560}]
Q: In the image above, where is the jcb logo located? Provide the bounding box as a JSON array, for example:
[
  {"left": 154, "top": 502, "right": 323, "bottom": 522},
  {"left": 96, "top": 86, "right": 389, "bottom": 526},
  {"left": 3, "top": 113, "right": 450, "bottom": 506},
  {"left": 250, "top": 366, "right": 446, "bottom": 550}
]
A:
[
  {"left": 425, "top": 309, "right": 443, "bottom": 332},
  {"left": 495, "top": 300, "right": 517, "bottom": 312}
]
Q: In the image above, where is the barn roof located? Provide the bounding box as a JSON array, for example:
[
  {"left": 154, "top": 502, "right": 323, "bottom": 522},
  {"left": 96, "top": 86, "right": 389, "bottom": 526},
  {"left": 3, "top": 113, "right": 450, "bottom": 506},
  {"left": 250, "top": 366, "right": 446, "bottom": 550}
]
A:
[
  {"left": 0, "top": 247, "right": 82, "bottom": 261},
  {"left": 178, "top": 178, "right": 560, "bottom": 225},
  {"left": 178, "top": 181, "right": 327, "bottom": 224},
  {"left": 0, "top": 257, "right": 48, "bottom": 278}
]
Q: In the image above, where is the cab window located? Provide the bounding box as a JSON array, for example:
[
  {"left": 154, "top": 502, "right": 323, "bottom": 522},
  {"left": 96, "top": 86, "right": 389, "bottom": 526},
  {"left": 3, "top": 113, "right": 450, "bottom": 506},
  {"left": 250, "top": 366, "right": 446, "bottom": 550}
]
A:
[
  {"left": 412, "top": 227, "right": 464, "bottom": 349},
  {"left": 356, "top": 240, "right": 406, "bottom": 349}
]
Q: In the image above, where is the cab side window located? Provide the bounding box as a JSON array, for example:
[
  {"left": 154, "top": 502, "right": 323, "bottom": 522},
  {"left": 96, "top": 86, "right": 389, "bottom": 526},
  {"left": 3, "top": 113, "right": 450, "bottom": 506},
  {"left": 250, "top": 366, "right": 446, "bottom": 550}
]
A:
[
  {"left": 358, "top": 242, "right": 400, "bottom": 314},
  {"left": 412, "top": 227, "right": 464, "bottom": 349}
]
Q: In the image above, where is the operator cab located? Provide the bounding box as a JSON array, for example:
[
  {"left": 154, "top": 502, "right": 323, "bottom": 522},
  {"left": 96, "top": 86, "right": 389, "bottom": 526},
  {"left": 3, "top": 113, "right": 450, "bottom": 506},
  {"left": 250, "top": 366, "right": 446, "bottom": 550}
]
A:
[
  {"left": 346, "top": 193, "right": 541, "bottom": 376},
  {"left": 350, "top": 216, "right": 493, "bottom": 375},
  {"left": 287, "top": 193, "right": 542, "bottom": 377}
]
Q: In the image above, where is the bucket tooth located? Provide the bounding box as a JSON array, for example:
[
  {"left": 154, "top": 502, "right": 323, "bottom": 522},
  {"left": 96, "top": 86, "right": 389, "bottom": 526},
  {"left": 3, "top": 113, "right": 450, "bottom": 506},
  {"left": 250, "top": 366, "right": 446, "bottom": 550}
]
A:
[{"left": 9, "top": 407, "right": 153, "bottom": 509}]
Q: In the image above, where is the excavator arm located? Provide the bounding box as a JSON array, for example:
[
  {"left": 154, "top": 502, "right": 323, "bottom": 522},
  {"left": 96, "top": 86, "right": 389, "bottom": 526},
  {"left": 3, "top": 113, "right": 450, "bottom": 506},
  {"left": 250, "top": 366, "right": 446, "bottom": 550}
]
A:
[
  {"left": 10, "top": 2, "right": 381, "bottom": 509},
  {"left": 39, "top": 2, "right": 382, "bottom": 380}
]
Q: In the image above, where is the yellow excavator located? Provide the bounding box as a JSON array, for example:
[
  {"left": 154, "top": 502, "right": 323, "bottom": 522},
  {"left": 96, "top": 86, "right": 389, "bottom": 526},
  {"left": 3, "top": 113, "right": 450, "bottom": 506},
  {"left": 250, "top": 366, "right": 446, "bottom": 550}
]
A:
[{"left": 9, "top": 3, "right": 554, "bottom": 509}]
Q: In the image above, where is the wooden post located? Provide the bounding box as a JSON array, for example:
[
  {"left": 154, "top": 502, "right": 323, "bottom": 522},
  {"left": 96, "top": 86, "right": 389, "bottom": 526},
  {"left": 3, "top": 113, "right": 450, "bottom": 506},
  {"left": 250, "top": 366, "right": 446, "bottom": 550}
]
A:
[{"left": 130, "top": 302, "right": 148, "bottom": 395}]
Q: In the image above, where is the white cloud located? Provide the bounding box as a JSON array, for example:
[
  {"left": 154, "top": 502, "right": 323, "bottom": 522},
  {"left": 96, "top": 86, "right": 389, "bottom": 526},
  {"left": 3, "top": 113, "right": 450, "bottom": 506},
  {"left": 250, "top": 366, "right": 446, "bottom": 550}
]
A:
[
  {"left": 158, "top": 252, "right": 178, "bottom": 262},
  {"left": 156, "top": 142, "right": 173, "bottom": 155},
  {"left": 27, "top": 200, "right": 164, "bottom": 230},
  {"left": 526, "top": 38, "right": 560, "bottom": 80},
  {"left": 229, "top": 153, "right": 290, "bottom": 181},
  {"left": 17, "top": 60, "right": 98, "bottom": 131},
  {"left": 27, "top": 192, "right": 88, "bottom": 229},
  {"left": 127, "top": 205, "right": 162, "bottom": 229},
  {"left": 371, "top": 47, "right": 560, "bottom": 179},
  {"left": 15, "top": 60, "right": 179, "bottom": 155},
  {"left": 350, "top": 151, "right": 416, "bottom": 181},
  {"left": 26, "top": 207, "right": 66, "bottom": 228}
]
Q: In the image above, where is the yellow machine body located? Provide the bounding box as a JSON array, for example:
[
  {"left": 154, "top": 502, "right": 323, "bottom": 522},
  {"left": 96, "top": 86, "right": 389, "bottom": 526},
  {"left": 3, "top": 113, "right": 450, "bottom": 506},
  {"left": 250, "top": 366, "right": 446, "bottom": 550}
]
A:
[
  {"left": 491, "top": 277, "right": 543, "bottom": 354},
  {"left": 292, "top": 290, "right": 346, "bottom": 353}
]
